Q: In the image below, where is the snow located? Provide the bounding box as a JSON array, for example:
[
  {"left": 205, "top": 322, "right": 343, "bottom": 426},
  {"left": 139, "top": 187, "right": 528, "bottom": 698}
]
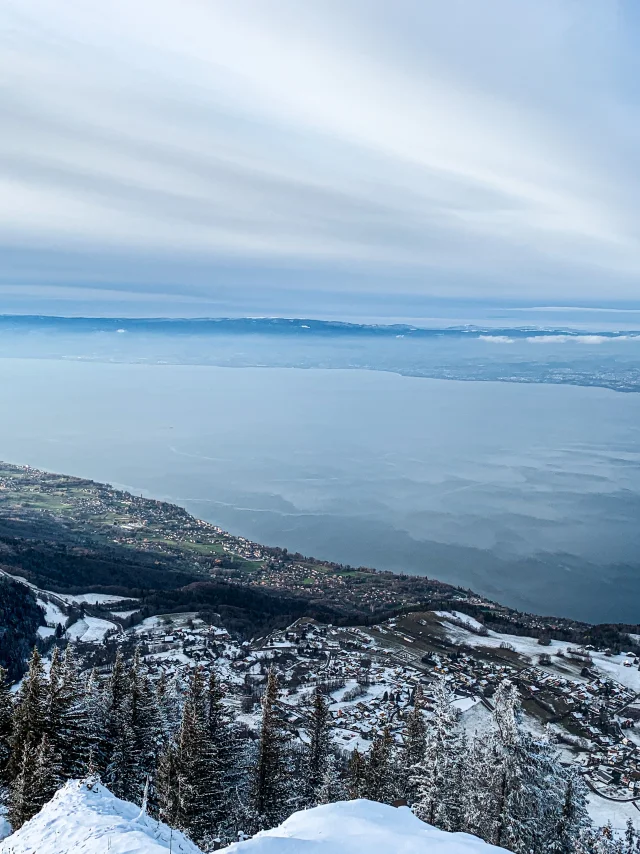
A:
[
  {"left": 434, "top": 611, "right": 486, "bottom": 633},
  {"left": 110, "top": 609, "right": 140, "bottom": 618},
  {"left": 66, "top": 617, "right": 118, "bottom": 643},
  {"left": 56, "top": 593, "right": 138, "bottom": 605},
  {"left": 587, "top": 793, "right": 640, "bottom": 832},
  {"left": 37, "top": 598, "right": 66, "bottom": 627},
  {"left": 0, "top": 779, "right": 203, "bottom": 854},
  {"left": 37, "top": 626, "right": 56, "bottom": 638},
  {"left": 221, "top": 800, "right": 508, "bottom": 854}
]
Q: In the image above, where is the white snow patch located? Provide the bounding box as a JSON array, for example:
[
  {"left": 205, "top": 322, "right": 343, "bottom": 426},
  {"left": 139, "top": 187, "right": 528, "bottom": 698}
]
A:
[
  {"left": 0, "top": 779, "right": 203, "bottom": 854},
  {"left": 56, "top": 593, "right": 138, "bottom": 605},
  {"left": 37, "top": 599, "right": 66, "bottom": 627},
  {"left": 222, "top": 799, "right": 508, "bottom": 853},
  {"left": 66, "top": 617, "right": 118, "bottom": 643}
]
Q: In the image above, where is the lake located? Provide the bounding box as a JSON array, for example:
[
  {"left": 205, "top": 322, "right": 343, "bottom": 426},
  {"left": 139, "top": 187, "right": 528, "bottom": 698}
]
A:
[{"left": 1, "top": 357, "right": 639, "bottom": 623}]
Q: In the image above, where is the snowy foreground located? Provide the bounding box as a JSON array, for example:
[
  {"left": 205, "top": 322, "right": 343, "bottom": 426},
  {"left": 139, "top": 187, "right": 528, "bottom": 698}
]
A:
[{"left": 0, "top": 779, "right": 507, "bottom": 854}]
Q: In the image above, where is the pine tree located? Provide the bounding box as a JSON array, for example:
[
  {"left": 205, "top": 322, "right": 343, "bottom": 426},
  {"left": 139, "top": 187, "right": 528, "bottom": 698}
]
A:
[
  {"left": 157, "top": 668, "right": 221, "bottom": 846},
  {"left": 8, "top": 738, "right": 38, "bottom": 830},
  {"left": 8, "top": 648, "right": 47, "bottom": 783},
  {"left": 550, "top": 766, "right": 591, "bottom": 854},
  {"left": 411, "top": 675, "right": 460, "bottom": 828},
  {"left": 0, "top": 665, "right": 14, "bottom": 790},
  {"left": 252, "top": 668, "right": 293, "bottom": 828},
  {"left": 347, "top": 747, "right": 366, "bottom": 799},
  {"left": 48, "top": 646, "right": 89, "bottom": 779},
  {"left": 104, "top": 650, "right": 136, "bottom": 801},
  {"left": 84, "top": 667, "right": 107, "bottom": 777},
  {"left": 129, "top": 648, "right": 163, "bottom": 803},
  {"left": 364, "top": 727, "right": 396, "bottom": 804},
  {"left": 401, "top": 684, "right": 427, "bottom": 802},
  {"left": 317, "top": 752, "right": 346, "bottom": 804},
  {"left": 32, "top": 734, "right": 63, "bottom": 811},
  {"left": 305, "top": 689, "right": 332, "bottom": 805},
  {"left": 484, "top": 680, "right": 565, "bottom": 854}
]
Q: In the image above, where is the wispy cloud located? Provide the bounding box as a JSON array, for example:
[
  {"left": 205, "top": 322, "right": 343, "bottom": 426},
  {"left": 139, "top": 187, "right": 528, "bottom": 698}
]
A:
[{"left": 2, "top": 0, "right": 640, "bottom": 312}]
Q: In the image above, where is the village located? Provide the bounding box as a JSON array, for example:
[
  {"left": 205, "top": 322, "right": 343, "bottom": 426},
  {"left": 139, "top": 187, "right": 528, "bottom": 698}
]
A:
[{"left": 61, "top": 602, "right": 640, "bottom": 820}]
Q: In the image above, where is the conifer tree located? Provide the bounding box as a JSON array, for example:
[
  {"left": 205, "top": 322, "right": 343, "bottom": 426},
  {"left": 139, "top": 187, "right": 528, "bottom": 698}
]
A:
[
  {"left": 48, "top": 646, "right": 89, "bottom": 779},
  {"left": 8, "top": 738, "right": 38, "bottom": 830},
  {"left": 317, "top": 753, "right": 347, "bottom": 804},
  {"left": 305, "top": 689, "right": 332, "bottom": 805},
  {"left": 412, "top": 675, "right": 460, "bottom": 828},
  {"left": 8, "top": 648, "right": 47, "bottom": 783},
  {"left": 104, "top": 650, "right": 136, "bottom": 801},
  {"left": 84, "top": 667, "right": 107, "bottom": 776},
  {"left": 401, "top": 684, "right": 427, "bottom": 802},
  {"left": 32, "top": 733, "right": 63, "bottom": 811},
  {"left": 252, "top": 668, "right": 293, "bottom": 828},
  {"left": 0, "top": 665, "right": 14, "bottom": 790},
  {"left": 157, "top": 668, "right": 221, "bottom": 845},
  {"left": 364, "top": 727, "right": 396, "bottom": 804},
  {"left": 129, "top": 648, "right": 163, "bottom": 803},
  {"left": 347, "top": 747, "right": 366, "bottom": 799},
  {"left": 551, "top": 767, "right": 591, "bottom": 854}
]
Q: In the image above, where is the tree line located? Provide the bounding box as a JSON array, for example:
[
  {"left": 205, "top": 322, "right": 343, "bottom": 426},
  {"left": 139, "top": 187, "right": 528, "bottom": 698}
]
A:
[{"left": 0, "top": 645, "right": 637, "bottom": 853}]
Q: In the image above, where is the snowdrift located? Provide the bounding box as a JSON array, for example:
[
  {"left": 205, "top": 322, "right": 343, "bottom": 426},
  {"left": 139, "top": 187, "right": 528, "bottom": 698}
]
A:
[
  {"left": 221, "top": 799, "right": 508, "bottom": 854},
  {"left": 0, "top": 778, "right": 203, "bottom": 854},
  {"left": 0, "top": 782, "right": 507, "bottom": 854}
]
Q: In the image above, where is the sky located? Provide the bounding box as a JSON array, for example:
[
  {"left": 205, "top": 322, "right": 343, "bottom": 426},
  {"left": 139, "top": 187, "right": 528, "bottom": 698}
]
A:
[{"left": 2, "top": 0, "right": 640, "bottom": 318}]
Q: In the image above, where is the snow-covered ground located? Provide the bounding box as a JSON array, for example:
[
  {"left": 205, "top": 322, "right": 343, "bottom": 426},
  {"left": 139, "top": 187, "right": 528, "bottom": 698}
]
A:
[
  {"left": 65, "top": 617, "right": 118, "bottom": 643},
  {"left": 437, "top": 613, "right": 640, "bottom": 691},
  {"left": 0, "top": 779, "right": 202, "bottom": 854},
  {"left": 37, "top": 598, "right": 66, "bottom": 627},
  {"left": 222, "top": 799, "right": 508, "bottom": 854},
  {"left": 56, "top": 593, "right": 137, "bottom": 605}
]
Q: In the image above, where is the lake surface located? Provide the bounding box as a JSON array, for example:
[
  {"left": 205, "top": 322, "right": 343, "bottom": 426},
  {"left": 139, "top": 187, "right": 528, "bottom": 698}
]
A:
[{"left": 1, "top": 357, "right": 640, "bottom": 623}]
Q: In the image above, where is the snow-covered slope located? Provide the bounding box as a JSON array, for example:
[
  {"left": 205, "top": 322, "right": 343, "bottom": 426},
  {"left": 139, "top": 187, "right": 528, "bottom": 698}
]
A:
[
  {"left": 0, "top": 779, "right": 203, "bottom": 854},
  {"left": 221, "top": 800, "right": 508, "bottom": 854}
]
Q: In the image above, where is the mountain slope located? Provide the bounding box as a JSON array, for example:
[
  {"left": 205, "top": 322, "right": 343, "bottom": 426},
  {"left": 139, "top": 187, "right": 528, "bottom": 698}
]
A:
[
  {"left": 0, "top": 779, "right": 203, "bottom": 854},
  {"left": 222, "top": 799, "right": 508, "bottom": 854}
]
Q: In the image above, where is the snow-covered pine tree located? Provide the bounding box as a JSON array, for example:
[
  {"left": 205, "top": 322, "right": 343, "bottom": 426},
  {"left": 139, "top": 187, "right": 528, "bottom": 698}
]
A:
[
  {"left": 48, "top": 646, "right": 89, "bottom": 780},
  {"left": 483, "top": 680, "right": 566, "bottom": 854},
  {"left": 347, "top": 747, "right": 366, "bottom": 799},
  {"left": 129, "top": 648, "right": 163, "bottom": 804},
  {"left": 8, "top": 647, "right": 47, "bottom": 783},
  {"left": 0, "top": 665, "right": 14, "bottom": 791},
  {"left": 364, "top": 726, "right": 397, "bottom": 804},
  {"left": 84, "top": 667, "right": 107, "bottom": 776},
  {"left": 156, "top": 742, "right": 180, "bottom": 828},
  {"left": 32, "top": 733, "right": 63, "bottom": 811},
  {"left": 157, "top": 671, "right": 183, "bottom": 740},
  {"left": 317, "top": 752, "right": 347, "bottom": 804},
  {"left": 8, "top": 737, "right": 38, "bottom": 829},
  {"left": 164, "top": 669, "right": 220, "bottom": 844},
  {"left": 104, "top": 649, "right": 137, "bottom": 801},
  {"left": 401, "top": 684, "right": 427, "bottom": 802},
  {"left": 305, "top": 688, "right": 332, "bottom": 805},
  {"left": 252, "top": 668, "right": 293, "bottom": 828},
  {"left": 460, "top": 730, "right": 494, "bottom": 839},
  {"left": 205, "top": 668, "right": 236, "bottom": 826},
  {"left": 411, "top": 674, "right": 460, "bottom": 829},
  {"left": 550, "top": 766, "right": 591, "bottom": 854}
]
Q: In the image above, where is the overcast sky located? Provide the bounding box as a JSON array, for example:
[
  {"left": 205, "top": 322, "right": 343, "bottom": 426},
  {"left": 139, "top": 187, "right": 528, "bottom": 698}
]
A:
[{"left": 2, "top": 0, "right": 640, "bottom": 317}]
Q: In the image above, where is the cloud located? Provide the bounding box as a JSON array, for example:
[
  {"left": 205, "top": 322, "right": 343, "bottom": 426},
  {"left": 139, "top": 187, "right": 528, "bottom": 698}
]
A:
[{"left": 2, "top": 0, "right": 640, "bottom": 312}]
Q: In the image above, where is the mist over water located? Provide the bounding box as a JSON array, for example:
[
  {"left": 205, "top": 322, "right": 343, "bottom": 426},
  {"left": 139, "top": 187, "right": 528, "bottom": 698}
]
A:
[{"left": 1, "top": 354, "right": 640, "bottom": 623}]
